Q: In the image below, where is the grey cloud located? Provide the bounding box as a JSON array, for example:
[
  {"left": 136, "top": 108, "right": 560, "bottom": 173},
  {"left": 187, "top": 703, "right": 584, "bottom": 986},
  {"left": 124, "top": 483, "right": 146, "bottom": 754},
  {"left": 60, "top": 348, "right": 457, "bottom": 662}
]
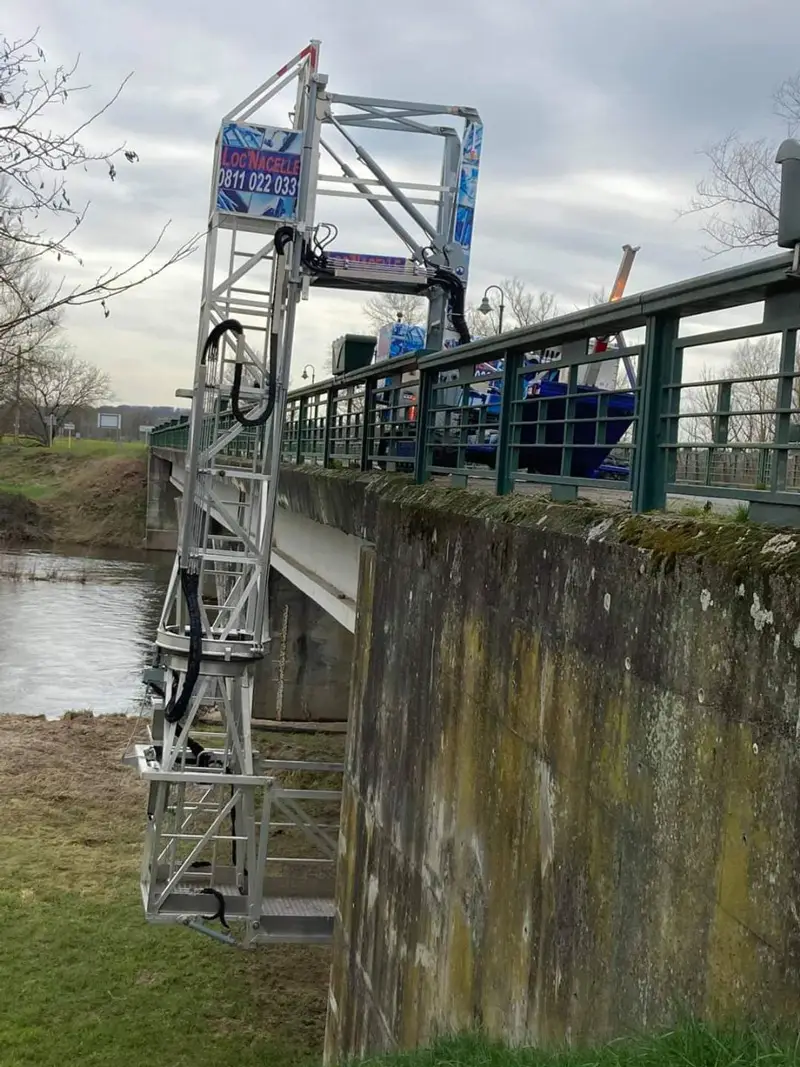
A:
[{"left": 5, "top": 0, "right": 799, "bottom": 403}]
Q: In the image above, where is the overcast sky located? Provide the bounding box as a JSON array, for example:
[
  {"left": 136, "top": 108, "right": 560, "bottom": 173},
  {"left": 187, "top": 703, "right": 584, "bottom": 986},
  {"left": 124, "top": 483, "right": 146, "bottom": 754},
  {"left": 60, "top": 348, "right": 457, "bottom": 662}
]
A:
[{"left": 6, "top": 0, "right": 800, "bottom": 405}]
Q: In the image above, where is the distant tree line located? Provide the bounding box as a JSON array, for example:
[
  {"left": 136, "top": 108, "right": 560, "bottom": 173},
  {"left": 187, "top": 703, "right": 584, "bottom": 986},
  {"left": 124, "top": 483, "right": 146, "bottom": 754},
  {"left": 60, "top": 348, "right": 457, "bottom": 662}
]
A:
[{"left": 0, "top": 397, "right": 187, "bottom": 445}]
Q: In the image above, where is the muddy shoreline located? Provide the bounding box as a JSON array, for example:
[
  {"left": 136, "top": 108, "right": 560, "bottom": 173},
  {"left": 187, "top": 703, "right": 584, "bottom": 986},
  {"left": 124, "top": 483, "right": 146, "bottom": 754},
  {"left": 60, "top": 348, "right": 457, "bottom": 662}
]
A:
[{"left": 0, "top": 446, "right": 147, "bottom": 550}]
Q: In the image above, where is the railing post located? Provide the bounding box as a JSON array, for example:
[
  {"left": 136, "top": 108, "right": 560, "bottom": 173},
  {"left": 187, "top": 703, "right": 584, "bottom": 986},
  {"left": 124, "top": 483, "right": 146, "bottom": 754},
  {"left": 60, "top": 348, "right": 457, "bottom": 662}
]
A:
[
  {"left": 413, "top": 366, "right": 432, "bottom": 484},
  {"left": 295, "top": 396, "right": 308, "bottom": 465},
  {"left": 707, "top": 380, "right": 732, "bottom": 485},
  {"left": 359, "top": 378, "right": 375, "bottom": 472},
  {"left": 322, "top": 388, "right": 335, "bottom": 468},
  {"left": 495, "top": 350, "right": 519, "bottom": 495},
  {"left": 632, "top": 312, "right": 680, "bottom": 514},
  {"left": 771, "top": 327, "right": 798, "bottom": 493}
]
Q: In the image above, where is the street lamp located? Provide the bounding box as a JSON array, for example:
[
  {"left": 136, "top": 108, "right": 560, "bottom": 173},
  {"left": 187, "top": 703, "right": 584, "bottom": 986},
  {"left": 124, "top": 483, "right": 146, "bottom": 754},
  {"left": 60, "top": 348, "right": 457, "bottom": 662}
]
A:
[
  {"left": 478, "top": 284, "right": 505, "bottom": 334},
  {"left": 301, "top": 363, "right": 316, "bottom": 384}
]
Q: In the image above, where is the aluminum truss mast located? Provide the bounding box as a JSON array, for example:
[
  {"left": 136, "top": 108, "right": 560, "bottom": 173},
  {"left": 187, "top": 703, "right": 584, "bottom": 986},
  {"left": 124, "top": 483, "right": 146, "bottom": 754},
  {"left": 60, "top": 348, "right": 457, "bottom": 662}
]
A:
[{"left": 128, "top": 41, "right": 484, "bottom": 947}]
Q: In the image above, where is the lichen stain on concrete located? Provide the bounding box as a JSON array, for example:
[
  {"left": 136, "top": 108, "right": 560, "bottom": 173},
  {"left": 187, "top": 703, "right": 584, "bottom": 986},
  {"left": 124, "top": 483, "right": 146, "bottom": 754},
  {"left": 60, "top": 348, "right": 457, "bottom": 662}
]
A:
[
  {"left": 587, "top": 517, "right": 614, "bottom": 542},
  {"left": 762, "top": 533, "right": 796, "bottom": 556},
  {"left": 539, "top": 760, "right": 556, "bottom": 878},
  {"left": 315, "top": 470, "right": 800, "bottom": 1059},
  {"left": 750, "top": 592, "right": 774, "bottom": 631},
  {"left": 368, "top": 875, "right": 379, "bottom": 910},
  {"left": 706, "top": 728, "right": 760, "bottom": 1014}
]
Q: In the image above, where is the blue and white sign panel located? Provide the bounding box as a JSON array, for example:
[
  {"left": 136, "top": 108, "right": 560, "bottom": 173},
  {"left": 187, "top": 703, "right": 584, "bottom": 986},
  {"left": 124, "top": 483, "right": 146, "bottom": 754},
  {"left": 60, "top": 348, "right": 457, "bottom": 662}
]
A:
[
  {"left": 452, "top": 119, "right": 483, "bottom": 281},
  {"left": 216, "top": 122, "right": 304, "bottom": 220}
]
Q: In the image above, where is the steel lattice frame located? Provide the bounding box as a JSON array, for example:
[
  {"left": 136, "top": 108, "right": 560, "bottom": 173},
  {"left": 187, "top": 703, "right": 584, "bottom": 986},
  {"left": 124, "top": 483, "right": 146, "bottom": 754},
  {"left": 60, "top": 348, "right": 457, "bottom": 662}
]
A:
[{"left": 130, "top": 40, "right": 484, "bottom": 946}]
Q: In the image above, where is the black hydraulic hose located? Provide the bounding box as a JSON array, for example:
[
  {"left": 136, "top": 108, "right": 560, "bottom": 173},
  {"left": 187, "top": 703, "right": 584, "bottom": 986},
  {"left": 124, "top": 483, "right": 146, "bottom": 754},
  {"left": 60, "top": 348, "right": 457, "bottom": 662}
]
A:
[
  {"left": 164, "top": 235, "right": 294, "bottom": 721},
  {"left": 230, "top": 225, "right": 294, "bottom": 428},
  {"left": 428, "top": 267, "right": 471, "bottom": 346},
  {"left": 200, "top": 888, "right": 230, "bottom": 929},
  {"left": 203, "top": 318, "right": 243, "bottom": 365},
  {"left": 225, "top": 773, "right": 248, "bottom": 884},
  {"left": 164, "top": 569, "right": 202, "bottom": 724},
  {"left": 231, "top": 359, "right": 274, "bottom": 427}
]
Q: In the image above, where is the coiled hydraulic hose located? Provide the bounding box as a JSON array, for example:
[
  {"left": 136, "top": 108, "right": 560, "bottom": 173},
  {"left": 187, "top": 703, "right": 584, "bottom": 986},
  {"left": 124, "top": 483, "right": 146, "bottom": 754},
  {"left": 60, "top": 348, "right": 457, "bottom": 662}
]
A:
[
  {"left": 164, "top": 318, "right": 247, "bottom": 724},
  {"left": 428, "top": 266, "right": 471, "bottom": 346},
  {"left": 230, "top": 225, "right": 294, "bottom": 427},
  {"left": 164, "top": 569, "right": 202, "bottom": 724}
]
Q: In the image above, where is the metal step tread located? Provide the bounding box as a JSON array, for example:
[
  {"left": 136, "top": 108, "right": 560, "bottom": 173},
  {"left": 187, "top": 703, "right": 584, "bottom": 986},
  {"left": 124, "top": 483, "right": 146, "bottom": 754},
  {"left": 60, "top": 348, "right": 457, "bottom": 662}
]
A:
[
  {"left": 261, "top": 896, "right": 334, "bottom": 918},
  {"left": 151, "top": 882, "right": 334, "bottom": 921}
]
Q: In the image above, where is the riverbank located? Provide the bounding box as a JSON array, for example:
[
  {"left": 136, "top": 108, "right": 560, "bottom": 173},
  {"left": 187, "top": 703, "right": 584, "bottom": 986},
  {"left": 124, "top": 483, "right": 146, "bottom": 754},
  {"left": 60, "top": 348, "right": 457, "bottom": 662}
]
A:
[
  {"left": 0, "top": 440, "right": 147, "bottom": 549},
  {"left": 0, "top": 714, "right": 331, "bottom": 1067},
  {"left": 374, "top": 1032, "right": 800, "bottom": 1067},
  {"left": 1, "top": 716, "right": 793, "bottom": 1067}
]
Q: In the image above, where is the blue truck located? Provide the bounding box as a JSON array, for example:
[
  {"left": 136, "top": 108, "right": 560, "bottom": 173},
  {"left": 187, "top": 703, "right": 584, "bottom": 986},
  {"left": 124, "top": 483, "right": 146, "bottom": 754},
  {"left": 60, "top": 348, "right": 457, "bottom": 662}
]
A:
[{"left": 373, "top": 342, "right": 634, "bottom": 480}]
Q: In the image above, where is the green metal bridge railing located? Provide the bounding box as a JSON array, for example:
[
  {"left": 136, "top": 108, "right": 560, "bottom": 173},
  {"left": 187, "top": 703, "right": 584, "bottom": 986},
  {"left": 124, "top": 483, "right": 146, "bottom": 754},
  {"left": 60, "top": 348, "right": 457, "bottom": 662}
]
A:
[{"left": 149, "top": 249, "right": 800, "bottom": 523}]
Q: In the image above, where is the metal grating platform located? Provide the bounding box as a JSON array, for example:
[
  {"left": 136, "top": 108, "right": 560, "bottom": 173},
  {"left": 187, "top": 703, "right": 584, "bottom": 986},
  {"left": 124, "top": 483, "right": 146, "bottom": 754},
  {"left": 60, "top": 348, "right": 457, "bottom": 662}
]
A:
[{"left": 261, "top": 896, "right": 334, "bottom": 918}]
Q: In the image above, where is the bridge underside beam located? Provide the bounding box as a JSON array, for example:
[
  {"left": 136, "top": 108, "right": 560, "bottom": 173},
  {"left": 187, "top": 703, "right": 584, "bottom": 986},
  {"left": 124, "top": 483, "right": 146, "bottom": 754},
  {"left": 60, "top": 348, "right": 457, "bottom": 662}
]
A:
[
  {"left": 271, "top": 509, "right": 360, "bottom": 633},
  {"left": 161, "top": 450, "right": 363, "bottom": 633}
]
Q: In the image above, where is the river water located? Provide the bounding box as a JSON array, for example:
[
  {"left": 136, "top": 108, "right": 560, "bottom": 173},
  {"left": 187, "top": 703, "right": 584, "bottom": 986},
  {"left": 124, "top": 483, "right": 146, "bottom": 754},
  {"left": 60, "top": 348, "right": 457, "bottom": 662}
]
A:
[{"left": 0, "top": 547, "right": 171, "bottom": 718}]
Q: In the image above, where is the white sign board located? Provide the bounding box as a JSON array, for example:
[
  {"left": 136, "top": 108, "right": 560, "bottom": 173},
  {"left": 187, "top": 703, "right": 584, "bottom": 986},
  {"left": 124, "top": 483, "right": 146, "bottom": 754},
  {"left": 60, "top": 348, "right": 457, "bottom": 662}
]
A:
[
  {"left": 139, "top": 425, "right": 154, "bottom": 434},
  {"left": 63, "top": 422, "right": 75, "bottom": 432},
  {"left": 98, "top": 412, "right": 121, "bottom": 430}
]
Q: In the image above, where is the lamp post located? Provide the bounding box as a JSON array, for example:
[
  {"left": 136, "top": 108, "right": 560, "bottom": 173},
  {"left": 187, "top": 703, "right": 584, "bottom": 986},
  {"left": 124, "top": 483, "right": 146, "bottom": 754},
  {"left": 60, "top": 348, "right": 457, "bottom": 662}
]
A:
[
  {"left": 301, "top": 364, "right": 316, "bottom": 384},
  {"left": 478, "top": 284, "right": 505, "bottom": 335}
]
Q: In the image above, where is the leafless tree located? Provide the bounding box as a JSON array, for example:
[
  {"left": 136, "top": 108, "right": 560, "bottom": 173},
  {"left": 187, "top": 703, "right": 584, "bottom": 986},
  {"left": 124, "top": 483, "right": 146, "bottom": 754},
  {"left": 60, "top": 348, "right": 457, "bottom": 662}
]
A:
[
  {"left": 683, "top": 71, "right": 800, "bottom": 254},
  {"left": 361, "top": 277, "right": 559, "bottom": 338},
  {"left": 469, "top": 279, "right": 560, "bottom": 337},
  {"left": 503, "top": 278, "right": 559, "bottom": 327},
  {"left": 0, "top": 235, "right": 60, "bottom": 392},
  {"left": 681, "top": 336, "right": 798, "bottom": 443},
  {"left": 20, "top": 348, "right": 112, "bottom": 444},
  {"left": 0, "top": 31, "right": 198, "bottom": 338},
  {"left": 362, "top": 292, "right": 427, "bottom": 331}
]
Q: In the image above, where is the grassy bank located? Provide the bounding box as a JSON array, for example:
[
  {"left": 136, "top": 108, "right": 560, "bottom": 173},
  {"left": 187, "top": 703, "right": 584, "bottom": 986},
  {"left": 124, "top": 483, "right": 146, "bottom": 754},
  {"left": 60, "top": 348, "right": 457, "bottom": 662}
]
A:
[
  {"left": 0, "top": 715, "right": 331, "bottom": 1067},
  {"left": 0, "top": 439, "right": 147, "bottom": 549},
  {"left": 0, "top": 715, "right": 793, "bottom": 1067},
  {"left": 373, "top": 1031, "right": 800, "bottom": 1067}
]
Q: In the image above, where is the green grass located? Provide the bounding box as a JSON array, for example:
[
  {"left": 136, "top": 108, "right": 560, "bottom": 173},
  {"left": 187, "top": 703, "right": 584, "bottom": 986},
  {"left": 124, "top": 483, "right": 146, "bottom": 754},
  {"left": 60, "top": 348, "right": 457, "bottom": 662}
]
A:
[
  {"left": 0, "top": 892, "right": 326, "bottom": 1067},
  {"left": 0, "top": 479, "right": 57, "bottom": 499},
  {"left": 0, "top": 720, "right": 793, "bottom": 1067},
  {"left": 0, "top": 435, "right": 146, "bottom": 458},
  {"left": 370, "top": 1030, "right": 800, "bottom": 1067},
  {"left": 51, "top": 437, "right": 147, "bottom": 457},
  {"left": 676, "top": 502, "right": 751, "bottom": 524},
  {"left": 0, "top": 440, "right": 149, "bottom": 548},
  {"left": 0, "top": 716, "right": 330, "bottom": 1067}
]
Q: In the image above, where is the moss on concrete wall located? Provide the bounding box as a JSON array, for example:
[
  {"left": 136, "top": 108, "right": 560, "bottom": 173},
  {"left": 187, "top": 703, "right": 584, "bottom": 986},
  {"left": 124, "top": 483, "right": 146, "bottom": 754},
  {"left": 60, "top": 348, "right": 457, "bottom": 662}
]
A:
[{"left": 301, "top": 469, "right": 800, "bottom": 1061}]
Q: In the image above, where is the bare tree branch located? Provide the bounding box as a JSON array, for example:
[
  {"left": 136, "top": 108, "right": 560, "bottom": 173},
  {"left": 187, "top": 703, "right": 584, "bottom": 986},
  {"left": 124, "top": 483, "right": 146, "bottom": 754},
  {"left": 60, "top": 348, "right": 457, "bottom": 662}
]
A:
[
  {"left": 362, "top": 292, "right": 427, "bottom": 331},
  {"left": 0, "top": 30, "right": 200, "bottom": 339},
  {"left": 680, "top": 336, "right": 798, "bottom": 443},
  {"left": 773, "top": 72, "right": 800, "bottom": 134},
  {"left": 0, "top": 31, "right": 132, "bottom": 256},
  {"left": 0, "top": 233, "right": 60, "bottom": 395},
  {"left": 19, "top": 346, "right": 112, "bottom": 444},
  {"left": 362, "top": 277, "right": 560, "bottom": 340},
  {"left": 681, "top": 133, "right": 781, "bottom": 254},
  {"left": 680, "top": 66, "right": 800, "bottom": 255}
]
